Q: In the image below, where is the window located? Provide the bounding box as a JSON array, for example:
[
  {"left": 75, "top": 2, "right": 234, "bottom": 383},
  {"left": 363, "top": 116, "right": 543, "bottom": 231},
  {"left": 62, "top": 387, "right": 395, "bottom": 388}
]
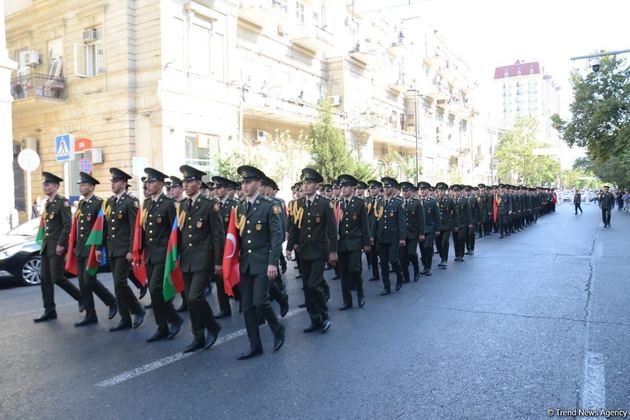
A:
[
  {"left": 74, "top": 27, "right": 104, "bottom": 77},
  {"left": 169, "top": 17, "right": 185, "bottom": 70},
  {"left": 47, "top": 38, "right": 64, "bottom": 78},
  {"left": 185, "top": 133, "right": 220, "bottom": 173},
  {"left": 190, "top": 23, "right": 211, "bottom": 76},
  {"left": 295, "top": 1, "right": 305, "bottom": 25},
  {"left": 211, "top": 32, "right": 225, "bottom": 80}
]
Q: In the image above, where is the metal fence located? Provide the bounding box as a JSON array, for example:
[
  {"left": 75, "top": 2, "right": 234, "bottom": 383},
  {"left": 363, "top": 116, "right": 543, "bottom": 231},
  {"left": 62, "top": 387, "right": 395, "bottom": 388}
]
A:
[{"left": 11, "top": 73, "right": 66, "bottom": 100}]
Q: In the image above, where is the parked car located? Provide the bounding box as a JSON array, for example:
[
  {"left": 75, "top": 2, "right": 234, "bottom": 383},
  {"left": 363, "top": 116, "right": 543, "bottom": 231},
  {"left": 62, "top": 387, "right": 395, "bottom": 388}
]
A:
[
  {"left": 561, "top": 191, "right": 573, "bottom": 202},
  {"left": 0, "top": 218, "right": 42, "bottom": 286}
]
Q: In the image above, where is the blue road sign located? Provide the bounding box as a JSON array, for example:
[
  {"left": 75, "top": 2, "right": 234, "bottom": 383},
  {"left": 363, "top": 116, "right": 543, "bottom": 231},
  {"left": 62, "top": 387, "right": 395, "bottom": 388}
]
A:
[{"left": 55, "top": 134, "right": 74, "bottom": 162}]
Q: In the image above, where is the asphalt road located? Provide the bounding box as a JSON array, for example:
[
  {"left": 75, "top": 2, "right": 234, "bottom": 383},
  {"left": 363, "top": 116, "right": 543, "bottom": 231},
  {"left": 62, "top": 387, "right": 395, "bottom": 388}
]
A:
[{"left": 0, "top": 202, "right": 628, "bottom": 420}]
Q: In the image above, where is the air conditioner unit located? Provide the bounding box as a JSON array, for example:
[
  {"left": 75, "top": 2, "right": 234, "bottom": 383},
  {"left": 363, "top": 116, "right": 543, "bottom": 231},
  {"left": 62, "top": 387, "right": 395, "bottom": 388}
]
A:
[
  {"left": 24, "top": 51, "right": 40, "bottom": 67},
  {"left": 329, "top": 95, "right": 342, "bottom": 106},
  {"left": 255, "top": 129, "right": 268, "bottom": 143},
  {"left": 82, "top": 28, "right": 98, "bottom": 43}
]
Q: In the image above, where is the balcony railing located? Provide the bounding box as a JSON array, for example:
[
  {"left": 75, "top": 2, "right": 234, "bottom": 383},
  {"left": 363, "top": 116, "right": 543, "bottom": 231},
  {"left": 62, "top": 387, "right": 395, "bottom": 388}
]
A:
[{"left": 11, "top": 73, "right": 66, "bottom": 100}]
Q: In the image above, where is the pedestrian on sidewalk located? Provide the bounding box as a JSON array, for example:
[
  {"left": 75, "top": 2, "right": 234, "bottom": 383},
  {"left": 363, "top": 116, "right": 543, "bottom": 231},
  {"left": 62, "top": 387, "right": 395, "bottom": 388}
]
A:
[
  {"left": 599, "top": 186, "right": 615, "bottom": 227},
  {"left": 573, "top": 189, "right": 583, "bottom": 215}
]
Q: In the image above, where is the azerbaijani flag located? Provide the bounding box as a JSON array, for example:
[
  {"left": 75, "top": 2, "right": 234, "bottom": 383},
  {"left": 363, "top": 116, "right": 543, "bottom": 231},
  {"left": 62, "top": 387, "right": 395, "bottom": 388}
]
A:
[
  {"left": 85, "top": 208, "right": 105, "bottom": 276},
  {"left": 131, "top": 207, "right": 147, "bottom": 287},
  {"left": 163, "top": 217, "right": 184, "bottom": 301},
  {"left": 35, "top": 214, "right": 45, "bottom": 246},
  {"left": 64, "top": 211, "right": 79, "bottom": 276},
  {"left": 222, "top": 207, "right": 240, "bottom": 297}
]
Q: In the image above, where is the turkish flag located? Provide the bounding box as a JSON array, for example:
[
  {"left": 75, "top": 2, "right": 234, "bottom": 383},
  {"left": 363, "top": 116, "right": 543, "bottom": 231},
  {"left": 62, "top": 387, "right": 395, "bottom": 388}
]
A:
[
  {"left": 131, "top": 207, "right": 147, "bottom": 287},
  {"left": 222, "top": 207, "right": 240, "bottom": 297},
  {"left": 64, "top": 214, "right": 78, "bottom": 276}
]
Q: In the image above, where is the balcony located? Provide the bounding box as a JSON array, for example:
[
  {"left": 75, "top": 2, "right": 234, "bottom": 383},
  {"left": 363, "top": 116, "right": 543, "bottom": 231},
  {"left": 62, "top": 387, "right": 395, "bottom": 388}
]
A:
[
  {"left": 370, "top": 125, "right": 417, "bottom": 149},
  {"left": 242, "top": 89, "right": 346, "bottom": 128},
  {"left": 423, "top": 49, "right": 444, "bottom": 67},
  {"left": 290, "top": 25, "right": 335, "bottom": 53},
  {"left": 387, "top": 78, "right": 407, "bottom": 94},
  {"left": 239, "top": 0, "right": 286, "bottom": 28},
  {"left": 11, "top": 73, "right": 66, "bottom": 110},
  {"left": 348, "top": 43, "right": 379, "bottom": 66},
  {"left": 387, "top": 39, "right": 410, "bottom": 57}
]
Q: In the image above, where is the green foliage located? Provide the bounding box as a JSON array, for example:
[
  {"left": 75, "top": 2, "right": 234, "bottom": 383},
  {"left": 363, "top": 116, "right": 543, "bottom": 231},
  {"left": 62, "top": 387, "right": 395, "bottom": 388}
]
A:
[
  {"left": 573, "top": 156, "right": 630, "bottom": 187},
  {"left": 350, "top": 160, "right": 377, "bottom": 181},
  {"left": 496, "top": 117, "right": 560, "bottom": 186},
  {"left": 309, "top": 100, "right": 355, "bottom": 180},
  {"left": 552, "top": 56, "right": 630, "bottom": 187},
  {"left": 377, "top": 150, "right": 417, "bottom": 181},
  {"left": 560, "top": 168, "right": 600, "bottom": 189},
  {"left": 217, "top": 152, "right": 260, "bottom": 180},
  {"left": 266, "top": 129, "right": 310, "bottom": 184}
]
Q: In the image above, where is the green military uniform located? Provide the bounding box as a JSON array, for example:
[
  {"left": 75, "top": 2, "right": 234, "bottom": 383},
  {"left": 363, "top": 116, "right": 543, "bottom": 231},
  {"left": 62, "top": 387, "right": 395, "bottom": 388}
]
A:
[
  {"left": 178, "top": 165, "right": 224, "bottom": 353},
  {"left": 399, "top": 182, "right": 425, "bottom": 283},
  {"left": 599, "top": 187, "right": 615, "bottom": 227},
  {"left": 365, "top": 180, "right": 382, "bottom": 282},
  {"left": 497, "top": 185, "right": 512, "bottom": 238},
  {"left": 142, "top": 167, "right": 182, "bottom": 343},
  {"left": 452, "top": 185, "right": 471, "bottom": 262},
  {"left": 74, "top": 172, "right": 117, "bottom": 326},
  {"left": 466, "top": 186, "right": 481, "bottom": 255},
  {"left": 34, "top": 172, "right": 82, "bottom": 322},
  {"left": 104, "top": 168, "right": 144, "bottom": 330},
  {"left": 336, "top": 175, "right": 370, "bottom": 309},
  {"left": 436, "top": 182, "right": 459, "bottom": 268},
  {"left": 418, "top": 182, "right": 440, "bottom": 275},
  {"left": 287, "top": 168, "right": 337, "bottom": 332},
  {"left": 235, "top": 165, "right": 284, "bottom": 360}
]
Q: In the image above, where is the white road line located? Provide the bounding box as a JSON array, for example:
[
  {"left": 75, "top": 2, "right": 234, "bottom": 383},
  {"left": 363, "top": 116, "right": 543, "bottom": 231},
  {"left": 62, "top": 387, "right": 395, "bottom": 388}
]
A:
[
  {"left": 95, "top": 307, "right": 306, "bottom": 388},
  {"left": 12, "top": 302, "right": 75, "bottom": 317},
  {"left": 578, "top": 352, "right": 606, "bottom": 420}
]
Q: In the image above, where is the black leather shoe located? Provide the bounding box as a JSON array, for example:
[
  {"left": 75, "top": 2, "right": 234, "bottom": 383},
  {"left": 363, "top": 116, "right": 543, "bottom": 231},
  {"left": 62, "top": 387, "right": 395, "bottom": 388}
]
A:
[
  {"left": 303, "top": 323, "right": 322, "bottom": 333},
  {"left": 438, "top": 260, "right": 446, "bottom": 267},
  {"left": 280, "top": 299, "right": 289, "bottom": 318},
  {"left": 425, "top": 270, "right": 432, "bottom": 276},
  {"left": 338, "top": 304, "right": 352, "bottom": 311},
  {"left": 132, "top": 310, "right": 146, "bottom": 329},
  {"left": 369, "top": 277, "right": 380, "bottom": 282},
  {"left": 144, "top": 303, "right": 153, "bottom": 309},
  {"left": 464, "top": 251, "right": 471, "bottom": 255},
  {"left": 358, "top": 296, "right": 366, "bottom": 308},
  {"left": 321, "top": 320, "right": 331, "bottom": 333},
  {"left": 74, "top": 316, "right": 98, "bottom": 327},
  {"left": 182, "top": 339, "right": 205, "bottom": 353},
  {"left": 108, "top": 301, "right": 118, "bottom": 320},
  {"left": 298, "top": 303, "right": 306, "bottom": 308},
  {"left": 215, "top": 311, "right": 232, "bottom": 319},
  {"left": 420, "top": 269, "right": 428, "bottom": 275},
  {"left": 146, "top": 329, "right": 169, "bottom": 343},
  {"left": 274, "top": 326, "right": 285, "bottom": 352},
  {"left": 380, "top": 290, "right": 391, "bottom": 296},
  {"left": 78, "top": 302, "right": 85, "bottom": 313},
  {"left": 332, "top": 275, "right": 340, "bottom": 280},
  {"left": 138, "top": 286, "right": 148, "bottom": 300},
  {"left": 109, "top": 322, "right": 132, "bottom": 332},
  {"left": 33, "top": 311, "right": 57, "bottom": 323},
  {"left": 440, "top": 262, "right": 447, "bottom": 269},
  {"left": 395, "top": 281, "right": 403, "bottom": 292},
  {"left": 296, "top": 274, "right": 302, "bottom": 279},
  {"left": 167, "top": 317, "right": 183, "bottom": 339},
  {"left": 237, "top": 348, "right": 263, "bottom": 360},
  {"left": 413, "top": 272, "right": 420, "bottom": 282},
  {"left": 205, "top": 325, "right": 221, "bottom": 350}
]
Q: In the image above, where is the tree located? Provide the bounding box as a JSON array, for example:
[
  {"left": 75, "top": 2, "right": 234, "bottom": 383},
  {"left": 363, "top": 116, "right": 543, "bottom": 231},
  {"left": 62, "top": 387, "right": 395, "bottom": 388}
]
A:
[
  {"left": 495, "top": 117, "right": 560, "bottom": 186},
  {"left": 265, "top": 129, "right": 310, "bottom": 188},
  {"left": 573, "top": 156, "right": 630, "bottom": 187},
  {"left": 552, "top": 55, "right": 630, "bottom": 187},
  {"left": 377, "top": 150, "right": 417, "bottom": 181},
  {"left": 309, "top": 99, "right": 355, "bottom": 180},
  {"left": 217, "top": 151, "right": 261, "bottom": 180}
]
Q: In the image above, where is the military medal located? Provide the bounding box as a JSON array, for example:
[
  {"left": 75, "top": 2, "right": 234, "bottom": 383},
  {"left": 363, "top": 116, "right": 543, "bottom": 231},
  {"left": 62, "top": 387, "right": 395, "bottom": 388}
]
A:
[
  {"left": 196, "top": 221, "right": 203, "bottom": 228},
  {"left": 255, "top": 223, "right": 262, "bottom": 231},
  {"left": 315, "top": 216, "right": 321, "bottom": 223},
  {"left": 117, "top": 212, "right": 123, "bottom": 219},
  {"left": 87, "top": 215, "right": 92, "bottom": 222},
  {"left": 157, "top": 216, "right": 162, "bottom": 224},
  {"left": 352, "top": 213, "right": 358, "bottom": 220}
]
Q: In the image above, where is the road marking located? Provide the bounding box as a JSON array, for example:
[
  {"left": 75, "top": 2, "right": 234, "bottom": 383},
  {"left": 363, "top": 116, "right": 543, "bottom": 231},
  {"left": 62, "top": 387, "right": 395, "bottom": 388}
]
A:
[
  {"left": 579, "top": 352, "right": 606, "bottom": 420},
  {"left": 95, "top": 307, "right": 306, "bottom": 388},
  {"left": 12, "top": 302, "right": 75, "bottom": 317}
]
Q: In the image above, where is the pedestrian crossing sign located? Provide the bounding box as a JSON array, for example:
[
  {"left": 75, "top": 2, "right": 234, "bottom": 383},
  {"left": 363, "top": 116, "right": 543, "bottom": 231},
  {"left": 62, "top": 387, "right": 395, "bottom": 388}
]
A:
[{"left": 55, "top": 134, "right": 74, "bottom": 162}]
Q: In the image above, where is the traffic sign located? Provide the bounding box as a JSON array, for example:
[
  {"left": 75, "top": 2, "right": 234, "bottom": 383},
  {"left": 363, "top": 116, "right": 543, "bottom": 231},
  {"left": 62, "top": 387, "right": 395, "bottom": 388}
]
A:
[
  {"left": 79, "top": 158, "right": 93, "bottom": 173},
  {"left": 55, "top": 134, "right": 74, "bottom": 162},
  {"left": 17, "top": 149, "right": 40, "bottom": 172},
  {"left": 75, "top": 137, "right": 92, "bottom": 153}
]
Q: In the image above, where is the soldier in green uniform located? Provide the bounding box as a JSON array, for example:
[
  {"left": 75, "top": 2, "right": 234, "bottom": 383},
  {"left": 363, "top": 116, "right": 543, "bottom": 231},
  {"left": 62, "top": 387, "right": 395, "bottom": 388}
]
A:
[
  {"left": 336, "top": 174, "right": 370, "bottom": 310},
  {"left": 355, "top": 180, "right": 367, "bottom": 199},
  {"left": 287, "top": 168, "right": 337, "bottom": 333},
  {"left": 366, "top": 180, "right": 382, "bottom": 282},
  {"left": 74, "top": 172, "right": 118, "bottom": 327},
  {"left": 451, "top": 185, "right": 471, "bottom": 262},
  {"left": 465, "top": 186, "right": 480, "bottom": 256},
  {"left": 177, "top": 165, "right": 223, "bottom": 353},
  {"left": 436, "top": 182, "right": 459, "bottom": 268},
  {"left": 106, "top": 168, "right": 145, "bottom": 331},
  {"left": 211, "top": 176, "right": 239, "bottom": 317},
  {"left": 418, "top": 182, "right": 439, "bottom": 276},
  {"left": 234, "top": 165, "right": 285, "bottom": 360},
  {"left": 399, "top": 182, "right": 425, "bottom": 283},
  {"left": 370, "top": 177, "right": 406, "bottom": 294},
  {"left": 34, "top": 172, "right": 82, "bottom": 323},
  {"left": 142, "top": 167, "right": 183, "bottom": 343},
  {"left": 497, "top": 184, "right": 512, "bottom": 239},
  {"left": 599, "top": 185, "right": 615, "bottom": 227}
]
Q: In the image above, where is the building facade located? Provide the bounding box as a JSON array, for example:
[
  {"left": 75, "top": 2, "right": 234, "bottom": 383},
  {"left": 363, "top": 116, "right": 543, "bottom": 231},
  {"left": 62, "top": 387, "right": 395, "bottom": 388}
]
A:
[{"left": 6, "top": 0, "right": 490, "bottom": 217}]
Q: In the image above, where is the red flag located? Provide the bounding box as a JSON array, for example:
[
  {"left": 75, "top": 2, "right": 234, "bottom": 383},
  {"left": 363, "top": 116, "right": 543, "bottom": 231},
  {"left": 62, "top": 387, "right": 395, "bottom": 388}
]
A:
[
  {"left": 64, "top": 212, "right": 78, "bottom": 276},
  {"left": 131, "top": 207, "right": 147, "bottom": 287},
  {"left": 163, "top": 217, "right": 184, "bottom": 301},
  {"left": 493, "top": 194, "right": 499, "bottom": 225},
  {"left": 222, "top": 207, "right": 240, "bottom": 297}
]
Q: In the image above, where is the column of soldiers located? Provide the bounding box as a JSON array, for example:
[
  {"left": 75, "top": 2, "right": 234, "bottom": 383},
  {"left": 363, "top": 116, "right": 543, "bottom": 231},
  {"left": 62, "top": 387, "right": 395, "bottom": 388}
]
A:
[{"left": 32, "top": 164, "right": 556, "bottom": 360}]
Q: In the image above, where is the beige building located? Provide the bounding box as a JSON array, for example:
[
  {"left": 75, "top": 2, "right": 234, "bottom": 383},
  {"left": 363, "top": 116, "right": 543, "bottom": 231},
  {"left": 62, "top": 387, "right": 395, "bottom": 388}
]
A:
[{"left": 6, "top": 0, "right": 490, "bottom": 216}]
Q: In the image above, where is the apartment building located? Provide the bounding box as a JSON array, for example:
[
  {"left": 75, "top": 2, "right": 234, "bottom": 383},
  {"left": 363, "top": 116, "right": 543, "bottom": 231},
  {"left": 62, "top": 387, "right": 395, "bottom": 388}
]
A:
[{"left": 6, "top": 0, "right": 489, "bottom": 218}]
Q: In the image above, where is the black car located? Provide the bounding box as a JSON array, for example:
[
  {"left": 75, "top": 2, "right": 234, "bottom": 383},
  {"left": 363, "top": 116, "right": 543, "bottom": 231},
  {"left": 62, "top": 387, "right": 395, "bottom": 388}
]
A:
[{"left": 0, "top": 218, "right": 42, "bottom": 286}]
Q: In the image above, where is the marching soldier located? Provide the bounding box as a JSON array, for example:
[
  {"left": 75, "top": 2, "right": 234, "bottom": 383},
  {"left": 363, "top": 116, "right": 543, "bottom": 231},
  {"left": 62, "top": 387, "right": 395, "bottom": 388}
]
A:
[
  {"left": 436, "top": 182, "right": 459, "bottom": 269},
  {"left": 142, "top": 167, "right": 183, "bottom": 343},
  {"left": 366, "top": 180, "right": 382, "bottom": 282},
  {"left": 370, "top": 177, "right": 406, "bottom": 295},
  {"left": 336, "top": 174, "right": 370, "bottom": 310},
  {"left": 34, "top": 172, "right": 82, "bottom": 323},
  {"left": 235, "top": 165, "right": 285, "bottom": 360},
  {"left": 177, "top": 165, "right": 224, "bottom": 353},
  {"left": 497, "top": 184, "right": 512, "bottom": 239},
  {"left": 74, "top": 172, "right": 118, "bottom": 327},
  {"left": 399, "top": 182, "right": 425, "bottom": 283},
  {"left": 452, "top": 185, "right": 471, "bottom": 262},
  {"left": 478, "top": 184, "right": 492, "bottom": 237},
  {"left": 599, "top": 185, "right": 615, "bottom": 227},
  {"left": 465, "top": 186, "right": 480, "bottom": 256},
  {"left": 211, "top": 176, "right": 239, "bottom": 318},
  {"left": 168, "top": 175, "right": 188, "bottom": 313},
  {"left": 106, "top": 168, "right": 145, "bottom": 331},
  {"left": 287, "top": 168, "right": 337, "bottom": 333},
  {"left": 418, "top": 182, "right": 439, "bottom": 276}
]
